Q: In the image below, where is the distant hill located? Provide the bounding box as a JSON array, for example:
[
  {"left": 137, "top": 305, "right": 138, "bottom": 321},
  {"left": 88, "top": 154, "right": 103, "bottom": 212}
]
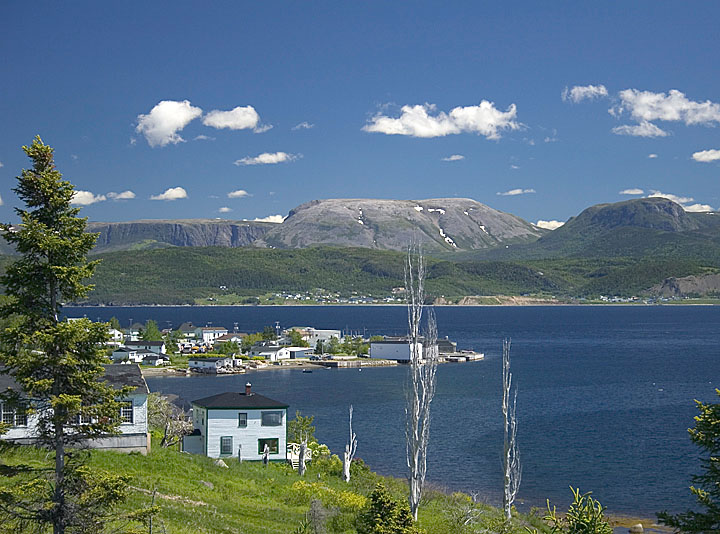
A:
[
  {"left": 86, "top": 219, "right": 275, "bottom": 253},
  {"left": 254, "top": 198, "right": 546, "bottom": 252}
]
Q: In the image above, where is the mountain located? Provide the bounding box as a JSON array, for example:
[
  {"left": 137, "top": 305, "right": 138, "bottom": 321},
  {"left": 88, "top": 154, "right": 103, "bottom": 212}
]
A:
[
  {"left": 254, "top": 198, "right": 545, "bottom": 252},
  {"left": 479, "top": 197, "right": 720, "bottom": 262},
  {"left": 85, "top": 219, "right": 275, "bottom": 253}
]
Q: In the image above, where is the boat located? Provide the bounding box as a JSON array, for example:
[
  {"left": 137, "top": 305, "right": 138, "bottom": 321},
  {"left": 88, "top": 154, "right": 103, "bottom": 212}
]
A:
[{"left": 302, "top": 369, "right": 313, "bottom": 373}]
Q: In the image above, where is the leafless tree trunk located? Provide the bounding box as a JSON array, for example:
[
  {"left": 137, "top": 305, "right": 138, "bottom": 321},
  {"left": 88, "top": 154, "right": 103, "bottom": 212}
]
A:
[
  {"left": 405, "top": 247, "right": 439, "bottom": 521},
  {"left": 502, "top": 338, "right": 521, "bottom": 521},
  {"left": 298, "top": 438, "right": 307, "bottom": 476},
  {"left": 342, "top": 405, "right": 358, "bottom": 482}
]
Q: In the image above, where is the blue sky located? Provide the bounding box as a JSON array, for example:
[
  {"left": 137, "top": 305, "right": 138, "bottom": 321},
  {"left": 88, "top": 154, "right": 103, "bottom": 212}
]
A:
[{"left": 1, "top": 2, "right": 719, "bottom": 228}]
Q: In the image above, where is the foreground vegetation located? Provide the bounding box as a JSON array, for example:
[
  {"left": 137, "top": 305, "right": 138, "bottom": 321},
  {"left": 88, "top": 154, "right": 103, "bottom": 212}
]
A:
[{"left": 0, "top": 442, "right": 552, "bottom": 534}]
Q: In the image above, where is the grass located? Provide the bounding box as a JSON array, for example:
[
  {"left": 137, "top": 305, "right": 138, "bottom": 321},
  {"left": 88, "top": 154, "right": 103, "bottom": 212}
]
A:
[{"left": 0, "top": 441, "right": 550, "bottom": 534}]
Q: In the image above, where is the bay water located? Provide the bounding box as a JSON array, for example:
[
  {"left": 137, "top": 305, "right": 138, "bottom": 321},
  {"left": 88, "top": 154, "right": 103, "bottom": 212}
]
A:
[{"left": 66, "top": 305, "right": 720, "bottom": 516}]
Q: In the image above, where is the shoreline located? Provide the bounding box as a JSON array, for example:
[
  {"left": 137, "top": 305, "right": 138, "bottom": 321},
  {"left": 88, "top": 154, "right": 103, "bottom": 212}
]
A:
[{"left": 69, "top": 301, "right": 720, "bottom": 308}]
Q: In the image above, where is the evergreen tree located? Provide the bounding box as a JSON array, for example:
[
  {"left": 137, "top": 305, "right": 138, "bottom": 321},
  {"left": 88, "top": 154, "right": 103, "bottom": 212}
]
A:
[
  {"left": 658, "top": 390, "right": 720, "bottom": 533},
  {"left": 141, "top": 319, "right": 162, "bottom": 341},
  {"left": 0, "top": 137, "right": 137, "bottom": 533}
]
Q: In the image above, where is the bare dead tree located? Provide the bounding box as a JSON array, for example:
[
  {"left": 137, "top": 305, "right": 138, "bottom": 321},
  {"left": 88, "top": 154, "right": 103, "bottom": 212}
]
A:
[
  {"left": 298, "top": 437, "right": 308, "bottom": 476},
  {"left": 342, "top": 404, "right": 358, "bottom": 482},
  {"left": 502, "top": 338, "right": 521, "bottom": 521},
  {"left": 405, "top": 246, "right": 439, "bottom": 520}
]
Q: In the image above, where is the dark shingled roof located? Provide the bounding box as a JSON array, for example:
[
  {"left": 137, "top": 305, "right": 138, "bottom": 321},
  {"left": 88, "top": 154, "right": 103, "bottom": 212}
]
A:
[
  {"left": 192, "top": 391, "right": 288, "bottom": 409},
  {"left": 0, "top": 364, "right": 148, "bottom": 394}
]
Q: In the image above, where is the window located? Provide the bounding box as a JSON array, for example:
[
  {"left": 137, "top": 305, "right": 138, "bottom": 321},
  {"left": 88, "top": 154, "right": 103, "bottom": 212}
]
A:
[
  {"left": 220, "top": 436, "right": 233, "bottom": 455},
  {"left": 261, "top": 411, "right": 283, "bottom": 426},
  {"left": 120, "top": 402, "right": 133, "bottom": 424},
  {"left": 258, "top": 438, "right": 279, "bottom": 455},
  {"left": 73, "top": 413, "right": 93, "bottom": 425},
  {"left": 238, "top": 412, "right": 247, "bottom": 427},
  {"left": 1, "top": 402, "right": 27, "bottom": 427}
]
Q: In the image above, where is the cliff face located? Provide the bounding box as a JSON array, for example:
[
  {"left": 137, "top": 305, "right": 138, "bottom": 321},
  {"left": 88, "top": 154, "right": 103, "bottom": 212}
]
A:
[
  {"left": 255, "top": 198, "right": 546, "bottom": 252},
  {"left": 87, "top": 220, "right": 274, "bottom": 253}
]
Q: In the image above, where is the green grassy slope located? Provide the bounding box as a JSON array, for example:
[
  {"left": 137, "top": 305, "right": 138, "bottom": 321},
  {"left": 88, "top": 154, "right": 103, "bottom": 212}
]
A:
[{"left": 0, "top": 442, "right": 548, "bottom": 534}]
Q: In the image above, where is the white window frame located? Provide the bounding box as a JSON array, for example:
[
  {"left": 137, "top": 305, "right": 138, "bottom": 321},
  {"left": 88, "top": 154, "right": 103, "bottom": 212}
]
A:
[
  {"left": 120, "top": 401, "right": 134, "bottom": 424},
  {"left": 261, "top": 411, "right": 283, "bottom": 427}
]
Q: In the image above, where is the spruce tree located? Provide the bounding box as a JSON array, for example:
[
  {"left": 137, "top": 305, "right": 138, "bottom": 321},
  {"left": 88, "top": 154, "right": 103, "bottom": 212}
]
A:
[{"left": 0, "top": 137, "right": 133, "bottom": 533}]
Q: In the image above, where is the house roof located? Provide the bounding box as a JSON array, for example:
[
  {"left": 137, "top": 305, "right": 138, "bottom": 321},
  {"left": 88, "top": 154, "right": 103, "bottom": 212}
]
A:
[
  {"left": 192, "top": 391, "right": 288, "bottom": 409},
  {"left": 1, "top": 364, "right": 148, "bottom": 395},
  {"left": 189, "top": 357, "right": 229, "bottom": 362},
  {"left": 126, "top": 340, "right": 165, "bottom": 347}
]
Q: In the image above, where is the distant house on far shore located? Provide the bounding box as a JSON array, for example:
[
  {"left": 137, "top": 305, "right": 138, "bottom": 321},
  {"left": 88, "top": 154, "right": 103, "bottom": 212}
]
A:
[
  {"left": 195, "top": 327, "right": 229, "bottom": 345},
  {"left": 124, "top": 340, "right": 166, "bottom": 355}
]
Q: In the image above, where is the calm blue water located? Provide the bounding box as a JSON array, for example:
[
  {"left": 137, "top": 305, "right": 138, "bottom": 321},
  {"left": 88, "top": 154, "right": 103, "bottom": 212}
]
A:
[{"left": 66, "top": 305, "right": 720, "bottom": 516}]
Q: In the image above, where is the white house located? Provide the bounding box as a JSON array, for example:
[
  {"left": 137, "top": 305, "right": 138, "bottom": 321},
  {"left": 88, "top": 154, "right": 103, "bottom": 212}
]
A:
[
  {"left": 182, "top": 383, "right": 288, "bottom": 461},
  {"left": 369, "top": 340, "right": 423, "bottom": 361},
  {"left": 194, "top": 327, "right": 229, "bottom": 345},
  {"left": 107, "top": 328, "right": 125, "bottom": 347},
  {"left": 188, "top": 356, "right": 232, "bottom": 373},
  {"left": 0, "top": 364, "right": 150, "bottom": 454},
  {"left": 124, "top": 340, "right": 166, "bottom": 355},
  {"left": 111, "top": 347, "right": 156, "bottom": 364},
  {"left": 286, "top": 327, "right": 341, "bottom": 348}
]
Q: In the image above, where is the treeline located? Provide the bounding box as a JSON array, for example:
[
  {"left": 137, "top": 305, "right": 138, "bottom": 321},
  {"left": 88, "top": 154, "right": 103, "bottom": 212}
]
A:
[{"left": 51, "top": 246, "right": 719, "bottom": 305}]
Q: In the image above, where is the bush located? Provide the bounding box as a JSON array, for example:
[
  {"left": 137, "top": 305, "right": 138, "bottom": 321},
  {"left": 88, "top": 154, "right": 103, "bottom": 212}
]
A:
[
  {"left": 543, "top": 487, "right": 612, "bottom": 534},
  {"left": 356, "top": 482, "right": 420, "bottom": 534}
]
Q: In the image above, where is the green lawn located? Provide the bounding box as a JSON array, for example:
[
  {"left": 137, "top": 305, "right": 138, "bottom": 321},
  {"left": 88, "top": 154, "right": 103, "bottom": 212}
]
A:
[{"left": 0, "top": 442, "right": 550, "bottom": 534}]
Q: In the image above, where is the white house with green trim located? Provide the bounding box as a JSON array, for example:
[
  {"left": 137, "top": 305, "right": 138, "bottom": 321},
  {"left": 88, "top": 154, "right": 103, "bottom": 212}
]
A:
[{"left": 182, "top": 383, "right": 288, "bottom": 461}]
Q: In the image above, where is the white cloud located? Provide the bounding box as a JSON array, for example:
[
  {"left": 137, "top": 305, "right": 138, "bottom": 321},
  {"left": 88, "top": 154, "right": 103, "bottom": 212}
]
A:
[
  {"left": 0, "top": 194, "right": 3, "bottom": 205},
  {"left": 441, "top": 154, "right": 465, "bottom": 161},
  {"left": 543, "top": 136, "right": 557, "bottom": 143},
  {"left": 194, "top": 134, "right": 215, "bottom": 141},
  {"left": 0, "top": 161, "right": 4, "bottom": 168},
  {"left": 71, "top": 190, "right": 106, "bottom": 205},
  {"left": 615, "top": 89, "right": 720, "bottom": 127},
  {"left": 646, "top": 190, "right": 715, "bottom": 212},
  {"left": 648, "top": 153, "right": 658, "bottom": 159},
  {"left": 497, "top": 188, "right": 536, "bottom": 196},
  {"left": 562, "top": 84, "right": 608, "bottom": 103},
  {"left": 292, "top": 121, "right": 314, "bottom": 130},
  {"left": 510, "top": 164, "right": 520, "bottom": 170},
  {"left": 683, "top": 203, "right": 715, "bottom": 212},
  {"left": 227, "top": 189, "right": 250, "bottom": 198},
  {"left": 251, "top": 214, "right": 285, "bottom": 223},
  {"left": 234, "top": 152, "right": 300, "bottom": 166},
  {"left": 219, "top": 207, "right": 232, "bottom": 213},
  {"left": 151, "top": 187, "right": 188, "bottom": 201},
  {"left": 611, "top": 121, "right": 669, "bottom": 137},
  {"left": 202, "top": 106, "right": 260, "bottom": 131},
  {"left": 692, "top": 149, "right": 720, "bottom": 163},
  {"left": 71, "top": 154, "right": 78, "bottom": 161},
  {"left": 535, "top": 220, "right": 564, "bottom": 230},
  {"left": 107, "top": 190, "right": 136, "bottom": 200},
  {"left": 620, "top": 188, "right": 644, "bottom": 195},
  {"left": 135, "top": 100, "right": 202, "bottom": 147},
  {"left": 362, "top": 101, "right": 520, "bottom": 139},
  {"left": 253, "top": 124, "right": 273, "bottom": 133}
]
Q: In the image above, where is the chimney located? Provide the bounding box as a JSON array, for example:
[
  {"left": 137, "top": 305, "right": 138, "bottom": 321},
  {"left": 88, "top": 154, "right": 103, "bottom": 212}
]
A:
[{"left": 245, "top": 382, "right": 252, "bottom": 396}]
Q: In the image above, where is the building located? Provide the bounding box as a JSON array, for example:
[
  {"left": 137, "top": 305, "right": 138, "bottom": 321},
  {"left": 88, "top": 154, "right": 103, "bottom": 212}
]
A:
[
  {"left": 0, "top": 364, "right": 150, "bottom": 454},
  {"left": 111, "top": 346, "right": 156, "bottom": 364},
  {"left": 182, "top": 383, "right": 288, "bottom": 461},
  {"left": 285, "top": 327, "right": 341, "bottom": 348},
  {"left": 124, "top": 340, "right": 166, "bottom": 355},
  {"left": 194, "top": 326, "right": 229, "bottom": 345},
  {"left": 369, "top": 340, "right": 423, "bottom": 361},
  {"left": 188, "top": 356, "right": 232, "bottom": 373},
  {"left": 248, "top": 344, "right": 313, "bottom": 361}
]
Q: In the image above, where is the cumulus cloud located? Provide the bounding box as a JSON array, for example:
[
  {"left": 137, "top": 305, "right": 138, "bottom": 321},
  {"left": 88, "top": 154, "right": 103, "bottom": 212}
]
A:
[
  {"left": 562, "top": 84, "right": 608, "bottom": 103},
  {"left": 620, "top": 188, "right": 645, "bottom": 195},
  {"left": 692, "top": 149, "right": 720, "bottom": 163},
  {"left": 251, "top": 214, "right": 285, "bottom": 223},
  {"left": 497, "top": 188, "right": 536, "bottom": 196},
  {"left": 611, "top": 121, "right": 669, "bottom": 137},
  {"left": 292, "top": 121, "right": 314, "bottom": 130},
  {"left": 219, "top": 207, "right": 232, "bottom": 213},
  {"left": 227, "top": 189, "right": 250, "bottom": 198},
  {"left": 442, "top": 154, "right": 465, "bottom": 161},
  {"left": 234, "top": 152, "right": 300, "bottom": 166},
  {"left": 535, "top": 220, "right": 564, "bottom": 230},
  {"left": 202, "top": 106, "right": 260, "bottom": 131},
  {"left": 362, "top": 101, "right": 520, "bottom": 140},
  {"left": 136, "top": 100, "right": 202, "bottom": 147},
  {"left": 614, "top": 89, "right": 720, "bottom": 126},
  {"left": 648, "top": 153, "right": 658, "bottom": 159},
  {"left": 71, "top": 190, "right": 106, "bottom": 205},
  {"left": 107, "top": 190, "right": 136, "bottom": 200},
  {"left": 647, "top": 190, "right": 714, "bottom": 212},
  {"left": 151, "top": 187, "right": 188, "bottom": 201}
]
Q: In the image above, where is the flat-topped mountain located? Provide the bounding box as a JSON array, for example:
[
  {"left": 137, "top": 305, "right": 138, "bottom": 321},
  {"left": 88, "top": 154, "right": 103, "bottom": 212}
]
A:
[
  {"left": 86, "top": 219, "right": 274, "bottom": 253},
  {"left": 255, "top": 198, "right": 545, "bottom": 252}
]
